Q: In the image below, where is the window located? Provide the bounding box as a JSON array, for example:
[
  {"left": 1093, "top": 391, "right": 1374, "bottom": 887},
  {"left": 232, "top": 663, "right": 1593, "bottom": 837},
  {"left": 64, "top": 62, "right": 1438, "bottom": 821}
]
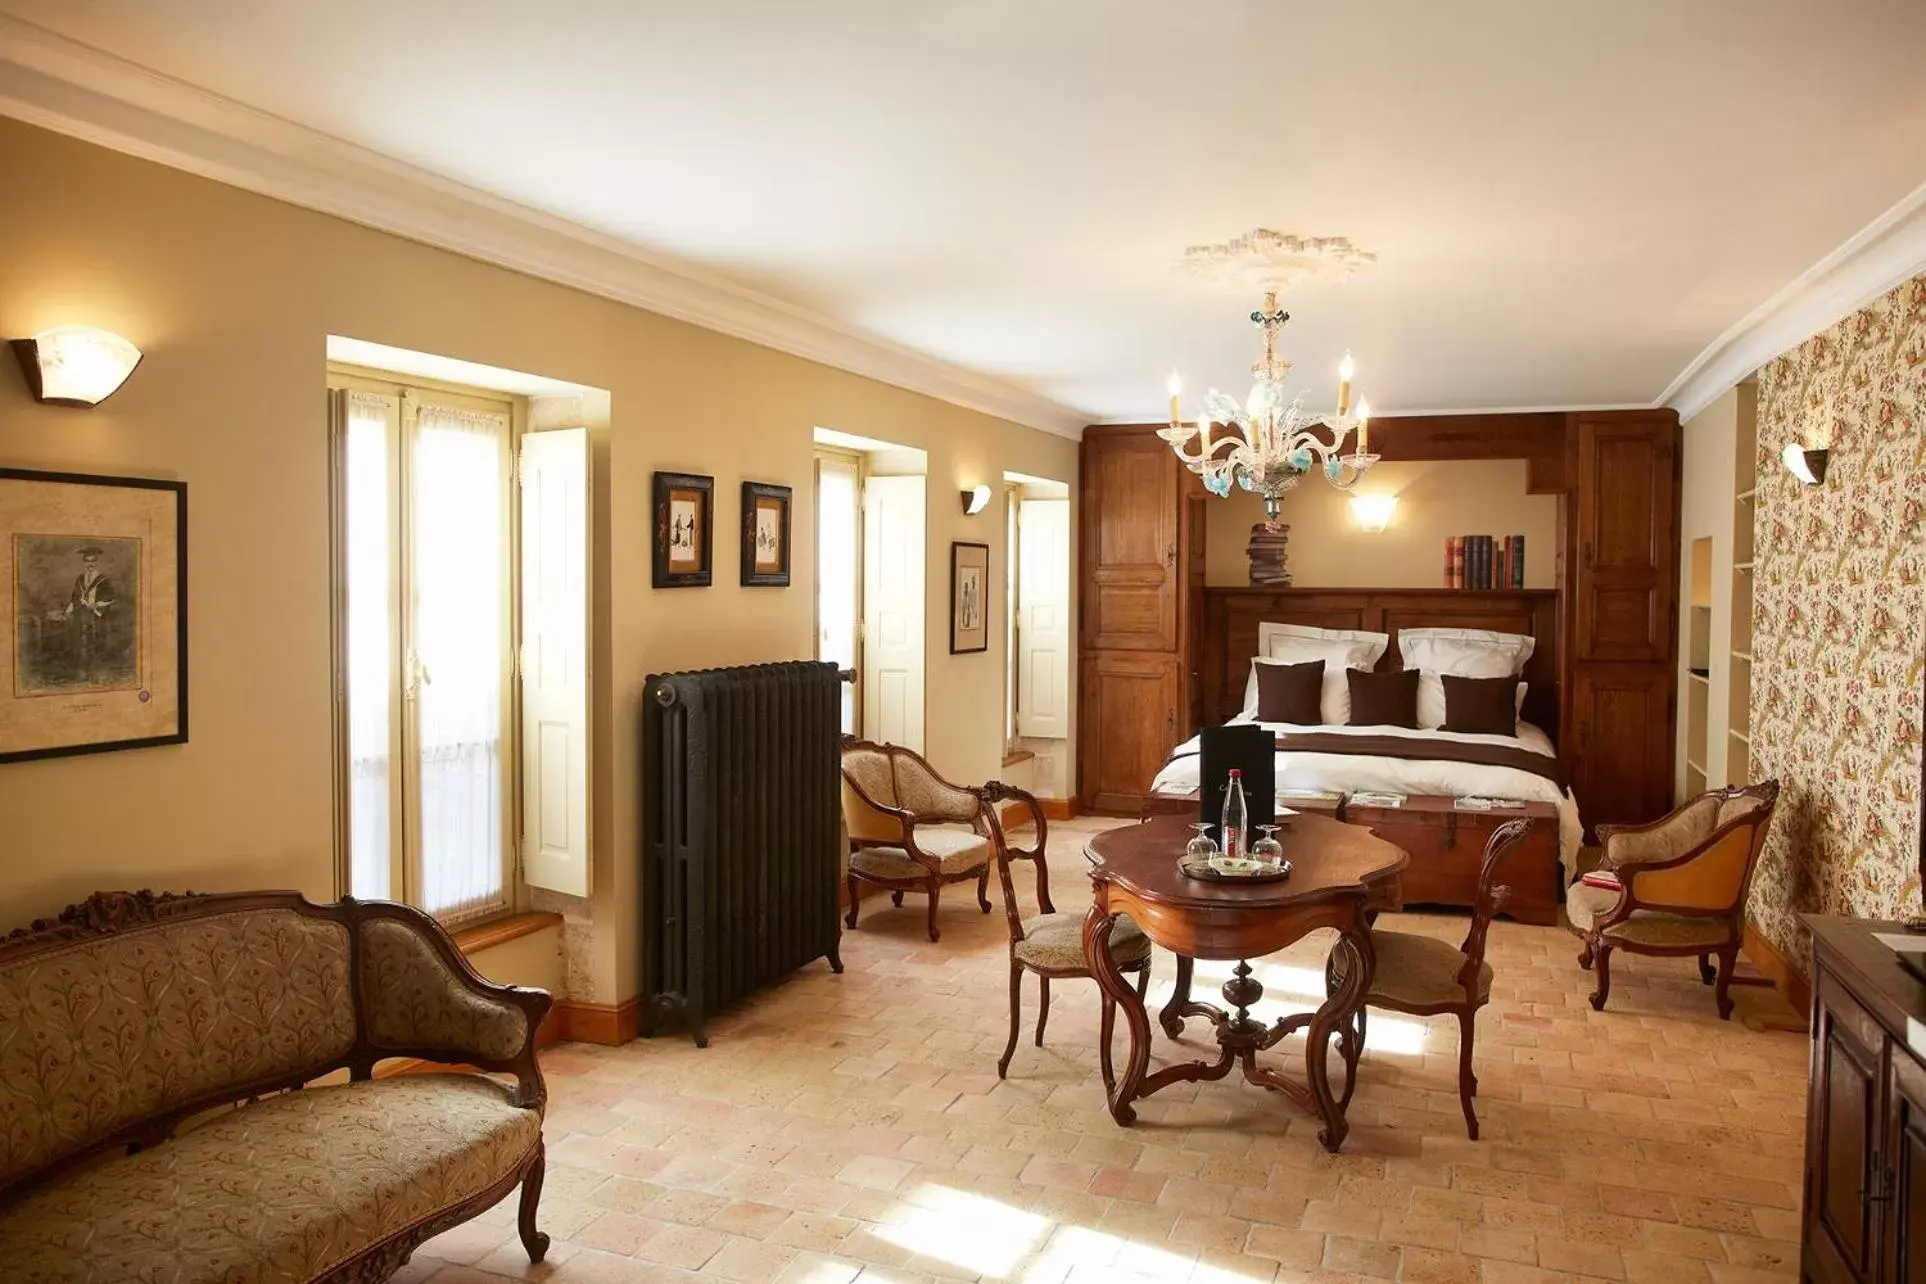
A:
[
  {"left": 329, "top": 369, "right": 591, "bottom": 922},
  {"left": 815, "top": 450, "right": 863, "bottom": 735}
]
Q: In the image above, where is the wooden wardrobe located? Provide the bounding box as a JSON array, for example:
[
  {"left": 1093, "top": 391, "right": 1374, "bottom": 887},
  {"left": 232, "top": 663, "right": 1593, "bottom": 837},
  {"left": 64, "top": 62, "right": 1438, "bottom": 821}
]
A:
[{"left": 1076, "top": 410, "right": 1681, "bottom": 834}]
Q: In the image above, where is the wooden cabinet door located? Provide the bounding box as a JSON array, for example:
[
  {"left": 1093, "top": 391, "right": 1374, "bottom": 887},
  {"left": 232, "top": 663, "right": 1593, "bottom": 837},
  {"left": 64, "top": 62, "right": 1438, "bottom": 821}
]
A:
[
  {"left": 1886, "top": 1048, "right": 1926, "bottom": 1284},
  {"left": 1080, "top": 432, "right": 1180, "bottom": 652},
  {"left": 1807, "top": 971, "right": 1888, "bottom": 1284},
  {"left": 1078, "top": 651, "right": 1180, "bottom": 812},
  {"left": 1568, "top": 663, "right": 1673, "bottom": 830},
  {"left": 1574, "top": 415, "right": 1678, "bottom": 663}
]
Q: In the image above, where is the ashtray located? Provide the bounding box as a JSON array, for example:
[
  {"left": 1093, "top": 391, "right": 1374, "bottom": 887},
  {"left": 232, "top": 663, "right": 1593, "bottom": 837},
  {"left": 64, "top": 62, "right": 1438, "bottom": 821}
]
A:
[{"left": 1179, "top": 855, "right": 1293, "bottom": 884}]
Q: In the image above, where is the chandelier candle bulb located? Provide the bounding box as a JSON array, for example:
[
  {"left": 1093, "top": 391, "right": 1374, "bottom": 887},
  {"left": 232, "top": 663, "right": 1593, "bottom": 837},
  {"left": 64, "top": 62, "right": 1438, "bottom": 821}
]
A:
[
  {"left": 1357, "top": 398, "right": 1371, "bottom": 455},
  {"left": 1167, "top": 372, "right": 1182, "bottom": 426},
  {"left": 1337, "top": 352, "right": 1354, "bottom": 417}
]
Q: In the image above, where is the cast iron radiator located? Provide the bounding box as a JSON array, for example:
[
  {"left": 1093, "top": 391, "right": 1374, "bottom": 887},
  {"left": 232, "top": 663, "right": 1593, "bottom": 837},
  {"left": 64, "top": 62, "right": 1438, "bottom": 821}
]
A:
[{"left": 641, "top": 660, "right": 845, "bottom": 1045}]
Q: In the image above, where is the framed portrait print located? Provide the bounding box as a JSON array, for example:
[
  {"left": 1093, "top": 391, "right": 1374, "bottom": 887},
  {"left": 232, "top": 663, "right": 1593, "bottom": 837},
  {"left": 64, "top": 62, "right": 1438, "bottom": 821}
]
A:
[
  {"left": 740, "top": 482, "right": 792, "bottom": 587},
  {"left": 1, "top": 468, "right": 187, "bottom": 763},
  {"left": 653, "top": 471, "right": 713, "bottom": 588},
  {"left": 949, "top": 541, "right": 989, "bottom": 654}
]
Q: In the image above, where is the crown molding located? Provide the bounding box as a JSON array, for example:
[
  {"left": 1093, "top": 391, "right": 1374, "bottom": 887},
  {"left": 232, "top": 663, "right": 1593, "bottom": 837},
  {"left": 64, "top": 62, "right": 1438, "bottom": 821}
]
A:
[
  {"left": 0, "top": 15, "right": 1087, "bottom": 439},
  {"left": 1085, "top": 402, "right": 1653, "bottom": 428},
  {"left": 1661, "top": 180, "right": 1926, "bottom": 424}
]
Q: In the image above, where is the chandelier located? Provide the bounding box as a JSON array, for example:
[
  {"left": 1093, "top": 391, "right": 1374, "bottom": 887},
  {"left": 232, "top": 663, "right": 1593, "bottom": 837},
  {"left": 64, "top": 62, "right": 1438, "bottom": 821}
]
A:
[{"left": 1158, "top": 232, "right": 1380, "bottom": 521}]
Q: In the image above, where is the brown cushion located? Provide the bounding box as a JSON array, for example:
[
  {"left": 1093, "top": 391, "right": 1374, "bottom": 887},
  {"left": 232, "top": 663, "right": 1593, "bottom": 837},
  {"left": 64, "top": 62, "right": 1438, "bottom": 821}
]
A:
[
  {"left": 1347, "top": 668, "right": 1419, "bottom": 728},
  {"left": 1255, "top": 659, "right": 1324, "bottom": 724},
  {"left": 1441, "top": 674, "right": 1520, "bottom": 736}
]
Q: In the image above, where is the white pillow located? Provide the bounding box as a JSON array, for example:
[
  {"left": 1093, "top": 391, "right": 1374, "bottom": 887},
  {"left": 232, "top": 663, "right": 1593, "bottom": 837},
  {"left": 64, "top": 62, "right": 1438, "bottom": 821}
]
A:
[
  {"left": 1398, "top": 628, "right": 1536, "bottom": 730},
  {"left": 1243, "top": 622, "right": 1390, "bottom": 724}
]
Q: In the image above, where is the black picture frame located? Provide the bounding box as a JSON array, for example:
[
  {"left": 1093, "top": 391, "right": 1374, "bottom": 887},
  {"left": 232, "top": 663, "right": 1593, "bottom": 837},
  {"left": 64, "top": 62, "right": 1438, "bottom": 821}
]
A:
[
  {"left": 949, "top": 540, "right": 990, "bottom": 655},
  {"left": 740, "top": 481, "right": 792, "bottom": 587},
  {"left": 0, "top": 467, "right": 188, "bottom": 764},
  {"left": 652, "top": 471, "right": 714, "bottom": 588}
]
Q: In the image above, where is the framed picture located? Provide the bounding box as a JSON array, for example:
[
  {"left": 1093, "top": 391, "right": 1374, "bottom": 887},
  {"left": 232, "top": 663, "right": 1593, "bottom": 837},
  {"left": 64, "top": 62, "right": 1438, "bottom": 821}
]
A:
[
  {"left": 740, "top": 481, "right": 792, "bottom": 587},
  {"left": 1, "top": 468, "right": 187, "bottom": 763},
  {"left": 653, "top": 471, "right": 713, "bottom": 588},
  {"left": 950, "top": 541, "right": 990, "bottom": 654}
]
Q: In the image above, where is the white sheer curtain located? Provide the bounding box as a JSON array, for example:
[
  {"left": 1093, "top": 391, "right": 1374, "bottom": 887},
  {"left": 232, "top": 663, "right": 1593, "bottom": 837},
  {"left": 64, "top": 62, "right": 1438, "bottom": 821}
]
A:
[
  {"left": 412, "top": 402, "right": 509, "bottom": 923},
  {"left": 345, "top": 392, "right": 395, "bottom": 901}
]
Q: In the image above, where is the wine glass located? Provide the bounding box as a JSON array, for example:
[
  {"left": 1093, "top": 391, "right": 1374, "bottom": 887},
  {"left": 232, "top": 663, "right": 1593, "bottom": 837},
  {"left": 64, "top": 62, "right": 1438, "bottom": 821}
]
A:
[
  {"left": 1251, "top": 824, "right": 1285, "bottom": 868},
  {"left": 1184, "top": 823, "right": 1217, "bottom": 870}
]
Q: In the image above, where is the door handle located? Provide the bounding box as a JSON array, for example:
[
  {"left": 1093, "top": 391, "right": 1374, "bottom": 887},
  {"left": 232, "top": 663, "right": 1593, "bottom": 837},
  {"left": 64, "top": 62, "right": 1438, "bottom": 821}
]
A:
[
  {"left": 1582, "top": 541, "right": 1595, "bottom": 569},
  {"left": 1863, "top": 1156, "right": 1894, "bottom": 1207},
  {"left": 1163, "top": 545, "right": 1176, "bottom": 568}
]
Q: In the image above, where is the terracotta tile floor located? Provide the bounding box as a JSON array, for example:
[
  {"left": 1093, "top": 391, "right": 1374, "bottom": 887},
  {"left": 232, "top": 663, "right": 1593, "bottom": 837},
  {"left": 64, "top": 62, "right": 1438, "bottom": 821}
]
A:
[{"left": 404, "top": 816, "right": 1809, "bottom": 1284}]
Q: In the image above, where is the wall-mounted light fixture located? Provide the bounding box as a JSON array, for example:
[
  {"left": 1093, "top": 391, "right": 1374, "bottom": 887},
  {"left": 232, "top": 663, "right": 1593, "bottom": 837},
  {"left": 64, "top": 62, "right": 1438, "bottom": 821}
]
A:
[
  {"left": 1780, "top": 444, "right": 1829, "bottom": 486},
  {"left": 961, "top": 484, "right": 992, "bottom": 516},
  {"left": 1348, "top": 494, "right": 1399, "bottom": 532},
  {"left": 11, "top": 326, "right": 142, "bottom": 407}
]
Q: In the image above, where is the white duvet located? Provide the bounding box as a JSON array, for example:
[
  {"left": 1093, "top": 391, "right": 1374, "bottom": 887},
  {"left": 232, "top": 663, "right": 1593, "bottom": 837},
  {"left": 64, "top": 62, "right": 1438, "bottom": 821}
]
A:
[{"left": 1150, "top": 715, "right": 1583, "bottom": 878}]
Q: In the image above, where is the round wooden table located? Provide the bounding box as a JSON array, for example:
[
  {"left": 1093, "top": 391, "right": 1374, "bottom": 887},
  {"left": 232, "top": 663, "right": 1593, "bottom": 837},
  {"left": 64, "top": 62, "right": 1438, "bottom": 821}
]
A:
[{"left": 1082, "top": 813, "right": 1408, "bottom": 1152}]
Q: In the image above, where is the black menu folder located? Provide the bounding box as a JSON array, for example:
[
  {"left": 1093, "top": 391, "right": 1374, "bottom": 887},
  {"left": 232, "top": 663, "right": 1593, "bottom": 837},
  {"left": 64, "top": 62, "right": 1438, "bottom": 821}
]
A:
[{"left": 1198, "top": 724, "right": 1277, "bottom": 831}]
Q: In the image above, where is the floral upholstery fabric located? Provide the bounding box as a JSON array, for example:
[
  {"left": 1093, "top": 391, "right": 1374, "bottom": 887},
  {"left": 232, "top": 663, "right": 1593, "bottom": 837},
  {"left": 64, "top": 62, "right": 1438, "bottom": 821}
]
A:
[
  {"left": 1015, "top": 913, "right": 1149, "bottom": 970},
  {"left": 1355, "top": 931, "right": 1491, "bottom": 1009},
  {"left": 1602, "top": 796, "right": 1717, "bottom": 869},
  {"left": 358, "top": 918, "right": 526, "bottom": 1062},
  {"left": 0, "top": 1075, "right": 540, "bottom": 1283},
  {"left": 851, "top": 826, "right": 991, "bottom": 879},
  {"left": 0, "top": 911, "right": 354, "bottom": 1189},
  {"left": 1566, "top": 884, "right": 1731, "bottom": 947},
  {"left": 891, "top": 757, "right": 979, "bottom": 825}
]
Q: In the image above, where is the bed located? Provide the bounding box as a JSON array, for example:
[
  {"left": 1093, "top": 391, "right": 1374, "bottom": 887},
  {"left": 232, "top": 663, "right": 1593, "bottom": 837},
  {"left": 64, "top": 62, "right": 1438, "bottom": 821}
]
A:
[{"left": 1150, "top": 587, "right": 1580, "bottom": 923}]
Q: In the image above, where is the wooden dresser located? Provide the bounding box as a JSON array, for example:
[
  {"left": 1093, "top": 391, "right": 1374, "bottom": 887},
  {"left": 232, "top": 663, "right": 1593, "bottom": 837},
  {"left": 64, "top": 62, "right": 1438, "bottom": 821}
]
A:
[{"left": 1804, "top": 915, "right": 1926, "bottom": 1284}]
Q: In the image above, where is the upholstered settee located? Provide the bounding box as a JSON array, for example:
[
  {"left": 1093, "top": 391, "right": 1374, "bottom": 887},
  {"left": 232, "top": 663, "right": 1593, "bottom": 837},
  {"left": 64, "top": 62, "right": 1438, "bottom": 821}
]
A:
[{"left": 0, "top": 890, "right": 552, "bottom": 1283}]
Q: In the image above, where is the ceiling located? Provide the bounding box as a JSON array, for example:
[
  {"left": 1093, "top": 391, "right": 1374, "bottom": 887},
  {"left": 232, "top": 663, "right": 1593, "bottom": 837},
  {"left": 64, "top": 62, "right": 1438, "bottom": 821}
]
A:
[{"left": 3, "top": 0, "right": 1924, "bottom": 427}]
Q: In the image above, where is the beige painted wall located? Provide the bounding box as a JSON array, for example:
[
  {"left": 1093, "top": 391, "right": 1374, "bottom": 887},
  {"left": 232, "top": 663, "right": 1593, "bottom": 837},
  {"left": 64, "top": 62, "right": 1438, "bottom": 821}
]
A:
[
  {"left": 1202, "top": 458, "right": 1558, "bottom": 588},
  {"left": 0, "top": 118, "right": 1076, "bottom": 1006}
]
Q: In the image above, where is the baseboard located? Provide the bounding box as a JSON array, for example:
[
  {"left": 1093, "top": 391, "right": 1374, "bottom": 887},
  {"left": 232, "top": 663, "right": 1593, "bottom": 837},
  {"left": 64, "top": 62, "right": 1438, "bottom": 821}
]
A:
[
  {"left": 998, "top": 796, "right": 1077, "bottom": 829},
  {"left": 1039, "top": 797, "right": 1077, "bottom": 821},
  {"left": 1742, "top": 920, "right": 1813, "bottom": 1019},
  {"left": 555, "top": 996, "right": 642, "bottom": 1045}
]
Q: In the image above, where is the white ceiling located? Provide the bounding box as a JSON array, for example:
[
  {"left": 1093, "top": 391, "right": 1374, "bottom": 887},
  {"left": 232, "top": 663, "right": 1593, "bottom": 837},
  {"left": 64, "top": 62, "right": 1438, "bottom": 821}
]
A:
[{"left": 4, "top": 0, "right": 1924, "bottom": 426}]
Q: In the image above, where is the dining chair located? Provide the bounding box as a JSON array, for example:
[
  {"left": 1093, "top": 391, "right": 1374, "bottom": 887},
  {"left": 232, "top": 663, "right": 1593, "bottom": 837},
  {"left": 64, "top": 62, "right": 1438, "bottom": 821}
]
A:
[
  {"left": 982, "top": 787, "right": 1151, "bottom": 1090},
  {"left": 1567, "top": 780, "right": 1779, "bottom": 1018},
  {"left": 1329, "top": 817, "right": 1531, "bottom": 1140}
]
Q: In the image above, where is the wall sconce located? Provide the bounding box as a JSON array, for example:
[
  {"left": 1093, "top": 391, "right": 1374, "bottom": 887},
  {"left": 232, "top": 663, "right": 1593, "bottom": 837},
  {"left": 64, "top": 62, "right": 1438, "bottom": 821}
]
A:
[
  {"left": 1780, "top": 444, "right": 1829, "bottom": 486},
  {"left": 961, "top": 484, "right": 992, "bottom": 516},
  {"left": 1349, "top": 494, "right": 1399, "bottom": 532},
  {"left": 11, "top": 326, "right": 143, "bottom": 406}
]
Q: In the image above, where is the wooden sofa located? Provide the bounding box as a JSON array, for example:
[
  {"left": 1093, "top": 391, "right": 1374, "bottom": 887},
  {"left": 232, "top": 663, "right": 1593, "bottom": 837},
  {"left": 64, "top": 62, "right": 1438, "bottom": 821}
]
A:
[{"left": 0, "top": 890, "right": 552, "bottom": 1283}]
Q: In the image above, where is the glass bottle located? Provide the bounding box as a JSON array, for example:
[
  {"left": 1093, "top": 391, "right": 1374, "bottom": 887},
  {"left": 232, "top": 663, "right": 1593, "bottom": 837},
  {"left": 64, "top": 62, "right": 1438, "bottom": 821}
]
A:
[{"left": 1220, "top": 769, "right": 1249, "bottom": 862}]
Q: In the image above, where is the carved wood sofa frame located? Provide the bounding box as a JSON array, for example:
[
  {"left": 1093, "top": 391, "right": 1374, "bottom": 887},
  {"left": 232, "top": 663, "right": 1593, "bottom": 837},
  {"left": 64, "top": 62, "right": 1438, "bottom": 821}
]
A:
[
  {"left": 0, "top": 889, "right": 553, "bottom": 1283},
  {"left": 841, "top": 736, "right": 998, "bottom": 942},
  {"left": 1573, "top": 780, "right": 1780, "bottom": 1019}
]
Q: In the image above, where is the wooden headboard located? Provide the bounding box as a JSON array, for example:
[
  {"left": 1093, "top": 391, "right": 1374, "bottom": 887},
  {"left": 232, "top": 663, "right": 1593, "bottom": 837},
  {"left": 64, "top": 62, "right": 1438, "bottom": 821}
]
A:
[{"left": 1198, "top": 587, "right": 1561, "bottom": 740}]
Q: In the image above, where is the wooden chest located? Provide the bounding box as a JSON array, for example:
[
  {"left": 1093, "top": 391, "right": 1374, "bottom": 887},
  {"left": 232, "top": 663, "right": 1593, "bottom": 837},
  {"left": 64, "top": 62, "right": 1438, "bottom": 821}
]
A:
[{"left": 1339, "top": 796, "right": 1562, "bottom": 926}]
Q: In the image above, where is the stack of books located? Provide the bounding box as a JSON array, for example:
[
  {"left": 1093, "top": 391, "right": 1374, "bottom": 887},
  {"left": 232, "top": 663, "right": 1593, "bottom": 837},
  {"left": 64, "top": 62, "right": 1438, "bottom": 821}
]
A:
[
  {"left": 1246, "top": 522, "right": 1292, "bottom": 586},
  {"left": 1445, "top": 535, "right": 1525, "bottom": 589}
]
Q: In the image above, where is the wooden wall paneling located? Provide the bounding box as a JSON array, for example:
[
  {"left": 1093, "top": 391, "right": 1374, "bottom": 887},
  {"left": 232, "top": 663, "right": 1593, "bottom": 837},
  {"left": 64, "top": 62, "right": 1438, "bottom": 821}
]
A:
[
  {"left": 1573, "top": 413, "right": 1680, "bottom": 663},
  {"left": 1079, "top": 651, "right": 1182, "bottom": 813},
  {"left": 1079, "top": 429, "right": 1180, "bottom": 653},
  {"left": 1568, "top": 662, "right": 1673, "bottom": 831}
]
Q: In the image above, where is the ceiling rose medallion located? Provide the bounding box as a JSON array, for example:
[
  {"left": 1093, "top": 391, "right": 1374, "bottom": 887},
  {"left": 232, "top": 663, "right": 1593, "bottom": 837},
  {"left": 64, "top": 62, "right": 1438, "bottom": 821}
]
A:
[{"left": 1162, "top": 230, "right": 1380, "bottom": 520}]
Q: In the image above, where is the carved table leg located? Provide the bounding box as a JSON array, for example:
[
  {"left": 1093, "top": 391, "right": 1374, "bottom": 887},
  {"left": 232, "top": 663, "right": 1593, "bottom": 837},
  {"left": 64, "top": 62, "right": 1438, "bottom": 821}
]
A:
[
  {"left": 1084, "top": 904, "right": 1152, "bottom": 1125},
  {"left": 1305, "top": 924, "right": 1373, "bottom": 1153}
]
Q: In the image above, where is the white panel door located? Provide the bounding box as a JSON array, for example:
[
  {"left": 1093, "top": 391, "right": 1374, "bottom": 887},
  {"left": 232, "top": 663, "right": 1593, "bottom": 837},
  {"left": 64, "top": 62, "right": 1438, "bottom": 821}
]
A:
[
  {"left": 518, "top": 427, "right": 591, "bottom": 897},
  {"left": 862, "top": 474, "right": 925, "bottom": 752},
  {"left": 1016, "top": 497, "right": 1070, "bottom": 738}
]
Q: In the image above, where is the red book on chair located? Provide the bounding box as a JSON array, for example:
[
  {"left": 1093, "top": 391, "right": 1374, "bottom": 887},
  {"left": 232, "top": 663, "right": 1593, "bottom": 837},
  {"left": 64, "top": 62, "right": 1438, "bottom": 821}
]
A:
[{"left": 1579, "top": 870, "right": 1621, "bottom": 891}]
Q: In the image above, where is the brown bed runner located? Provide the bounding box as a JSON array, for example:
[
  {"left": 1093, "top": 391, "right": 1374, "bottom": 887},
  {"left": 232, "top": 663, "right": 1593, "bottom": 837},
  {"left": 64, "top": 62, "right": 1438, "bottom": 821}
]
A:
[{"left": 1166, "top": 730, "right": 1565, "bottom": 788}]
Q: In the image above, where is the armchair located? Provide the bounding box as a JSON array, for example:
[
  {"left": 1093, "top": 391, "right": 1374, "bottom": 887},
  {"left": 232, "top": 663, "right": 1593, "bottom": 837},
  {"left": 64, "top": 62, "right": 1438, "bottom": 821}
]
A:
[
  {"left": 841, "top": 736, "right": 997, "bottom": 942},
  {"left": 1567, "top": 780, "right": 1779, "bottom": 1018}
]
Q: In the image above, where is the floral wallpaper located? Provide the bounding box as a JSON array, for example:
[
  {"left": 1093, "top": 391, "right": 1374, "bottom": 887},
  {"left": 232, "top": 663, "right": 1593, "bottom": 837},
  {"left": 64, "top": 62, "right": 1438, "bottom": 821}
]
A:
[{"left": 1747, "top": 273, "right": 1925, "bottom": 967}]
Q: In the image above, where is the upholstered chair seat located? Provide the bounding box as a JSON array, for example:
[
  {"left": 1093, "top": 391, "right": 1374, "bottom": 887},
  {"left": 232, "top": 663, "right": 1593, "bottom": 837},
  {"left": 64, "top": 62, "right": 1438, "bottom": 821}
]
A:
[
  {"left": 849, "top": 827, "right": 991, "bottom": 879},
  {"left": 1570, "top": 781, "right": 1779, "bottom": 1018},
  {"left": 1338, "top": 930, "right": 1495, "bottom": 1009},
  {"left": 1014, "top": 910, "right": 1149, "bottom": 971}
]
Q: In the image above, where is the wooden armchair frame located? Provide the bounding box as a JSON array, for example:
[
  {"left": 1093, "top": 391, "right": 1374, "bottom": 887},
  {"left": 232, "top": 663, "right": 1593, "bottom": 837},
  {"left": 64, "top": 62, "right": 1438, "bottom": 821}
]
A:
[
  {"left": 841, "top": 736, "right": 996, "bottom": 943},
  {"left": 1574, "top": 779, "right": 1779, "bottom": 1019},
  {"left": 982, "top": 783, "right": 1150, "bottom": 1089},
  {"left": 1335, "top": 818, "right": 1529, "bottom": 1141}
]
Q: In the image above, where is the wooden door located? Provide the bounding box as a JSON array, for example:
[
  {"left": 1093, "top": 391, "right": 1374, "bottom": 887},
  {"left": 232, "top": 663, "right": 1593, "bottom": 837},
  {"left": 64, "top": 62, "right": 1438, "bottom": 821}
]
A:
[
  {"left": 1574, "top": 415, "right": 1678, "bottom": 663},
  {"left": 1079, "top": 651, "right": 1180, "bottom": 812},
  {"left": 863, "top": 475, "right": 926, "bottom": 752},
  {"left": 1886, "top": 1048, "right": 1926, "bottom": 1283},
  {"left": 1081, "top": 432, "right": 1180, "bottom": 652},
  {"left": 1568, "top": 663, "right": 1673, "bottom": 830},
  {"left": 1807, "top": 972, "right": 1887, "bottom": 1284}
]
